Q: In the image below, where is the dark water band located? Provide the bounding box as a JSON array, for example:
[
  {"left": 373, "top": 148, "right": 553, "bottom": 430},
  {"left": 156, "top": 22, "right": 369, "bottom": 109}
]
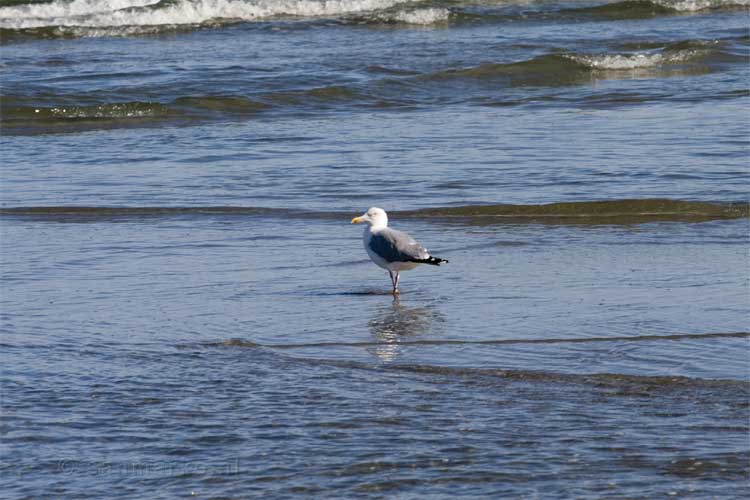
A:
[
  {"left": 208, "top": 331, "right": 749, "bottom": 350},
  {"left": 3, "top": 199, "right": 748, "bottom": 224}
]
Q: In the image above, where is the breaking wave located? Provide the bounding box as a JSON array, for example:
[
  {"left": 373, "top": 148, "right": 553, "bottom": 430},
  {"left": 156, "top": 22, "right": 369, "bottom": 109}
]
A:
[
  {"left": 419, "top": 41, "right": 725, "bottom": 84},
  {"left": 565, "top": 48, "right": 707, "bottom": 70},
  {"left": 361, "top": 6, "right": 450, "bottom": 25},
  {"left": 1, "top": 0, "right": 747, "bottom": 39},
  {"left": 654, "top": 0, "right": 750, "bottom": 10},
  {"left": 569, "top": 0, "right": 749, "bottom": 17},
  {"left": 0, "top": 0, "right": 420, "bottom": 30}
]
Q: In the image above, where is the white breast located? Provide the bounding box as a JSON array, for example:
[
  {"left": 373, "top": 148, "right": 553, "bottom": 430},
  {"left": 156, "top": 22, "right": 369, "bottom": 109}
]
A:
[{"left": 363, "top": 228, "right": 389, "bottom": 269}]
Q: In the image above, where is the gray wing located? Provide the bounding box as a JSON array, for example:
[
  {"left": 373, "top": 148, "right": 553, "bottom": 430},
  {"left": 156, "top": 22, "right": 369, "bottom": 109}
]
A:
[{"left": 369, "top": 228, "right": 430, "bottom": 263}]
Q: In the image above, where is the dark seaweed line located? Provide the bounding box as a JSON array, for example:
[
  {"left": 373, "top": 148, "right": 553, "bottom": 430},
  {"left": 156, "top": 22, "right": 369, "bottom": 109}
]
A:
[
  {"left": 1, "top": 200, "right": 748, "bottom": 223},
  {"left": 213, "top": 331, "right": 749, "bottom": 350}
]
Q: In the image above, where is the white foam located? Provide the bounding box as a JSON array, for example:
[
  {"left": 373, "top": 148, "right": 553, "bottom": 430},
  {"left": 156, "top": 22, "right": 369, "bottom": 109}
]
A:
[
  {"left": 0, "top": 0, "right": 420, "bottom": 30},
  {"left": 653, "top": 0, "right": 750, "bottom": 11},
  {"left": 567, "top": 49, "right": 703, "bottom": 70},
  {"left": 47, "top": 103, "right": 167, "bottom": 118},
  {"left": 387, "top": 7, "right": 450, "bottom": 25},
  {"left": 0, "top": 0, "right": 159, "bottom": 19},
  {"left": 50, "top": 24, "right": 197, "bottom": 39}
]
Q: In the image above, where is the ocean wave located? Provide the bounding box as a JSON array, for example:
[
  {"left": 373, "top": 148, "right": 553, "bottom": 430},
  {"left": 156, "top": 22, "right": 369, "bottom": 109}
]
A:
[
  {"left": 6, "top": 22, "right": 212, "bottom": 39},
  {"left": 0, "top": 36, "right": 738, "bottom": 134},
  {"left": 210, "top": 331, "right": 750, "bottom": 350},
  {"left": 2, "top": 101, "right": 171, "bottom": 120},
  {"left": 201, "top": 338, "right": 750, "bottom": 388},
  {"left": 654, "top": 0, "right": 750, "bottom": 11},
  {"left": 565, "top": 49, "right": 706, "bottom": 70},
  {"left": 2, "top": 200, "right": 748, "bottom": 224},
  {"left": 368, "top": 6, "right": 450, "bottom": 25},
  {"left": 0, "top": 0, "right": 160, "bottom": 20},
  {"left": 570, "top": 0, "right": 749, "bottom": 17},
  {"left": 0, "top": 0, "right": 419, "bottom": 30},
  {"left": 0, "top": 89, "right": 368, "bottom": 125},
  {"left": 422, "top": 43, "right": 716, "bottom": 85},
  {"left": 398, "top": 199, "right": 750, "bottom": 224},
  {"left": 1, "top": 0, "right": 747, "bottom": 37}
]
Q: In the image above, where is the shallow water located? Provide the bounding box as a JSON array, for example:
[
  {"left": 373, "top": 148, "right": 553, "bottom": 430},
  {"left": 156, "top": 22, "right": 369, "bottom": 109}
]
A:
[{"left": 1, "top": 0, "right": 749, "bottom": 498}]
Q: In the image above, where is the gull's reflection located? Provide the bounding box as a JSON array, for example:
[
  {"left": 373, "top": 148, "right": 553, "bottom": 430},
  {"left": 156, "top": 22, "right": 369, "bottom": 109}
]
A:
[{"left": 367, "top": 296, "right": 440, "bottom": 361}]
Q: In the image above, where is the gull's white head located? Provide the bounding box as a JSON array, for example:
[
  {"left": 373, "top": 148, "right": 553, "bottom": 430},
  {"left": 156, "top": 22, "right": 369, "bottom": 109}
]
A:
[{"left": 351, "top": 207, "right": 388, "bottom": 228}]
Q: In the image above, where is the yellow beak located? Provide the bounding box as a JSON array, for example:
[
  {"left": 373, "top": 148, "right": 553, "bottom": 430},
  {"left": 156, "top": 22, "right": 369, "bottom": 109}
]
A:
[{"left": 351, "top": 216, "right": 365, "bottom": 224}]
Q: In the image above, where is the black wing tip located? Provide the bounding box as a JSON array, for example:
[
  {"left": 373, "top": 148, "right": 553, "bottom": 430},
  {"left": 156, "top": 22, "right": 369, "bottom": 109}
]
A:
[{"left": 411, "top": 256, "right": 449, "bottom": 266}]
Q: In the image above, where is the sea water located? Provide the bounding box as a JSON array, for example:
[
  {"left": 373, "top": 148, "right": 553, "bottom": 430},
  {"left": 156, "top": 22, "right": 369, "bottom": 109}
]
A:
[{"left": 1, "top": 1, "right": 748, "bottom": 497}]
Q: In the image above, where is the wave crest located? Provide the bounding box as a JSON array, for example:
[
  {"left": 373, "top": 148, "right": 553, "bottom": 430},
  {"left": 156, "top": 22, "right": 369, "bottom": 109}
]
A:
[
  {"left": 0, "top": 0, "right": 420, "bottom": 30},
  {"left": 566, "top": 49, "right": 707, "bottom": 70},
  {"left": 374, "top": 6, "right": 450, "bottom": 25},
  {"left": 653, "top": 0, "right": 750, "bottom": 11},
  {"left": 3, "top": 101, "right": 170, "bottom": 120},
  {"left": 2, "top": 0, "right": 747, "bottom": 36}
]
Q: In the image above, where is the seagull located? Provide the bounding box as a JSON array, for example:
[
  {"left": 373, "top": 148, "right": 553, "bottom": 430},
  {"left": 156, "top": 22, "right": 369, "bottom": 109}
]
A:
[{"left": 351, "top": 207, "right": 448, "bottom": 294}]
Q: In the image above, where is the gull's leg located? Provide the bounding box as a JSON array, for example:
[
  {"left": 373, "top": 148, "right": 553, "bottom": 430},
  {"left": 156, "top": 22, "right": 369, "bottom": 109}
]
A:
[
  {"left": 393, "top": 272, "right": 400, "bottom": 294},
  {"left": 388, "top": 270, "right": 395, "bottom": 290}
]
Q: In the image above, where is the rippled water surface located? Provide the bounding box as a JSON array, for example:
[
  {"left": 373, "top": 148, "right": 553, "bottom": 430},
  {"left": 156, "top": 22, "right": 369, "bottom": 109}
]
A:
[{"left": 1, "top": 0, "right": 749, "bottom": 498}]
